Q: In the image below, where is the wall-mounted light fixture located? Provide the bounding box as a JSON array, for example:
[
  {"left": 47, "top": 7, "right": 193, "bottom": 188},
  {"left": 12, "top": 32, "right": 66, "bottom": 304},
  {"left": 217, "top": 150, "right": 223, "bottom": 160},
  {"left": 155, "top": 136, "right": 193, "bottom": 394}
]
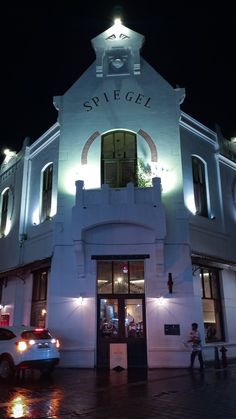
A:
[
  {"left": 3, "top": 148, "right": 16, "bottom": 163},
  {"left": 156, "top": 296, "right": 165, "bottom": 306},
  {"left": 77, "top": 295, "right": 84, "bottom": 305}
]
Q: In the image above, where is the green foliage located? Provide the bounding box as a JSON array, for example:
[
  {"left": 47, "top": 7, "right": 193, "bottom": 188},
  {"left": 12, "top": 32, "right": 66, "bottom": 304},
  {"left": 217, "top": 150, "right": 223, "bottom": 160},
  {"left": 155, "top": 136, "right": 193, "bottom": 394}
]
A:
[{"left": 137, "top": 158, "right": 152, "bottom": 187}]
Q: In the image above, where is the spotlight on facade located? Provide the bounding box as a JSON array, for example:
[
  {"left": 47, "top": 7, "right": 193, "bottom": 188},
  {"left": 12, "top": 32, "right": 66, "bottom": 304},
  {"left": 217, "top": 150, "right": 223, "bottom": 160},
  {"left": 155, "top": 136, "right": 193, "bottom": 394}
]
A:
[
  {"left": 156, "top": 296, "right": 165, "bottom": 306},
  {"left": 114, "top": 17, "right": 122, "bottom": 26},
  {"left": 3, "top": 148, "right": 16, "bottom": 163},
  {"left": 77, "top": 295, "right": 84, "bottom": 305},
  {"left": 186, "top": 194, "right": 197, "bottom": 215}
]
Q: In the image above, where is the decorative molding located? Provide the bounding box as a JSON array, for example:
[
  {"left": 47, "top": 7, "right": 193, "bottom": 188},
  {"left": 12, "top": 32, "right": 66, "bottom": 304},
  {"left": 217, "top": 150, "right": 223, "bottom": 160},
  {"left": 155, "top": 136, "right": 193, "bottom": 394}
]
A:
[
  {"left": 81, "top": 131, "right": 100, "bottom": 165},
  {"left": 138, "top": 129, "right": 158, "bottom": 162}
]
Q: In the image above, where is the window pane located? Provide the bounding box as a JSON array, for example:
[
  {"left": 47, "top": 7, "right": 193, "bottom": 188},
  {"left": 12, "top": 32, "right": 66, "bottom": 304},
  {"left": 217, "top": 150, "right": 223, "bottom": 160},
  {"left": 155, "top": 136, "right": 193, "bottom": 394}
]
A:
[
  {"left": 200, "top": 275, "right": 204, "bottom": 298},
  {"left": 120, "top": 161, "right": 136, "bottom": 186},
  {"left": 31, "top": 269, "right": 48, "bottom": 328},
  {"left": 203, "top": 270, "right": 211, "bottom": 298},
  {"left": 129, "top": 261, "right": 144, "bottom": 293},
  {"left": 101, "top": 130, "right": 137, "bottom": 189},
  {"left": 100, "top": 299, "right": 119, "bottom": 337},
  {"left": 211, "top": 272, "right": 219, "bottom": 299},
  {"left": 30, "top": 301, "right": 47, "bottom": 328},
  {"left": 203, "top": 300, "right": 222, "bottom": 342},
  {"left": 1, "top": 189, "right": 9, "bottom": 234},
  {"left": 114, "top": 132, "right": 125, "bottom": 158},
  {"left": 113, "top": 261, "right": 128, "bottom": 293},
  {"left": 41, "top": 164, "right": 53, "bottom": 221},
  {"left": 32, "top": 270, "right": 48, "bottom": 301},
  {"left": 97, "top": 262, "right": 112, "bottom": 293},
  {"left": 125, "top": 133, "right": 136, "bottom": 158},
  {"left": 104, "top": 161, "right": 118, "bottom": 187},
  {"left": 125, "top": 299, "right": 143, "bottom": 338},
  {"left": 39, "top": 272, "right": 48, "bottom": 300},
  {"left": 192, "top": 157, "right": 208, "bottom": 217},
  {"left": 202, "top": 268, "right": 223, "bottom": 343},
  {"left": 102, "top": 134, "right": 114, "bottom": 159},
  {"left": 97, "top": 260, "right": 145, "bottom": 295}
]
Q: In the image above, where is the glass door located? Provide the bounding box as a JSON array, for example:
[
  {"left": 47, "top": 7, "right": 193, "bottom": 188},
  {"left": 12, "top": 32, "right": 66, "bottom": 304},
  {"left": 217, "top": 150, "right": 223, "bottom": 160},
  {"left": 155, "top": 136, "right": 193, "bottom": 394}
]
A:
[{"left": 97, "top": 295, "right": 147, "bottom": 368}]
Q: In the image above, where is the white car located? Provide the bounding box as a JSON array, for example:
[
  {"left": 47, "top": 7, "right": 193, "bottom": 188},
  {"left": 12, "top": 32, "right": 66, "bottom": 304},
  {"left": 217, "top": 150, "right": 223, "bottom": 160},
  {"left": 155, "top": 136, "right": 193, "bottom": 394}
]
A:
[{"left": 0, "top": 326, "right": 60, "bottom": 380}]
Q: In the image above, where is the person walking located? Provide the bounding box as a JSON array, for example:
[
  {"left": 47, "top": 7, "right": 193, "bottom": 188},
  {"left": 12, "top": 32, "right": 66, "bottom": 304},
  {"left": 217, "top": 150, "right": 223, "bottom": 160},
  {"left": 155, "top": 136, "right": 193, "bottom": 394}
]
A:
[{"left": 188, "top": 322, "right": 204, "bottom": 370}]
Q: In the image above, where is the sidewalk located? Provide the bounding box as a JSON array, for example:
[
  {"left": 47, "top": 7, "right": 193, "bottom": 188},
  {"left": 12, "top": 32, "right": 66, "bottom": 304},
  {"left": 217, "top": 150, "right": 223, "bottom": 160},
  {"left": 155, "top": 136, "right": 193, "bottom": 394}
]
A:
[
  {"left": 53, "top": 364, "right": 236, "bottom": 418},
  {"left": 1, "top": 364, "right": 236, "bottom": 418}
]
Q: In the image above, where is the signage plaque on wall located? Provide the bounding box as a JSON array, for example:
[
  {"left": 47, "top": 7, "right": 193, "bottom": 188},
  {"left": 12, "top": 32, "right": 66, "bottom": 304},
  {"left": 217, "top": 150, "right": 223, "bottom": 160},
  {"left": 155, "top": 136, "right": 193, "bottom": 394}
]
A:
[{"left": 164, "top": 324, "right": 180, "bottom": 335}]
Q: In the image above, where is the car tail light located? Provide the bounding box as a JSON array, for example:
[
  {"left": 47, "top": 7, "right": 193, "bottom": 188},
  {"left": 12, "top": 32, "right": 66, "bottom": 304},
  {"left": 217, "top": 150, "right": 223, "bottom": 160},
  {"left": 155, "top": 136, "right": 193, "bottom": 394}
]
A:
[
  {"left": 16, "top": 341, "right": 28, "bottom": 352},
  {"left": 51, "top": 338, "right": 60, "bottom": 348},
  {"left": 56, "top": 339, "right": 60, "bottom": 348}
]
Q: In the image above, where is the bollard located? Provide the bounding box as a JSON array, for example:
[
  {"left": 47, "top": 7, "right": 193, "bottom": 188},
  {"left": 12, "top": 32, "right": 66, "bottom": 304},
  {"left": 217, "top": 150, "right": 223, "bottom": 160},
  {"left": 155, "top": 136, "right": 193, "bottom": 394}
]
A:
[
  {"left": 214, "top": 346, "right": 221, "bottom": 369},
  {"left": 220, "top": 346, "right": 227, "bottom": 368}
]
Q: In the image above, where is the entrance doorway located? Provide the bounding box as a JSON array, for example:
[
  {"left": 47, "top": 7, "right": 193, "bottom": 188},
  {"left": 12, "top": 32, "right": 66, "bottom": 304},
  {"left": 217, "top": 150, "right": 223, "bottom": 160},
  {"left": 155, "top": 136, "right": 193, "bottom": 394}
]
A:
[
  {"left": 97, "top": 295, "right": 147, "bottom": 368},
  {"left": 96, "top": 259, "right": 147, "bottom": 369}
]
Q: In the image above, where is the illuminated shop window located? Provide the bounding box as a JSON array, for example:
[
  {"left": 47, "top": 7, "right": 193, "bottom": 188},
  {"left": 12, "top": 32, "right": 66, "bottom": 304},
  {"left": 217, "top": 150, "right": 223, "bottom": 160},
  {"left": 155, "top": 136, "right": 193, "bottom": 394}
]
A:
[
  {"left": 192, "top": 156, "right": 208, "bottom": 217},
  {"left": 101, "top": 131, "right": 137, "bottom": 187},
  {"left": 97, "top": 260, "right": 144, "bottom": 294},
  {"left": 200, "top": 268, "right": 224, "bottom": 342},
  {"left": 30, "top": 269, "right": 48, "bottom": 328},
  {"left": 41, "top": 163, "right": 53, "bottom": 222}
]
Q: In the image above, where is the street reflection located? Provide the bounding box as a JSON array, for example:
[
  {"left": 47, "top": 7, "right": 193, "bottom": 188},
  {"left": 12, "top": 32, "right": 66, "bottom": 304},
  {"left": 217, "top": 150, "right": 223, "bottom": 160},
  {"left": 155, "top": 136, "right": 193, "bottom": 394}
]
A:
[
  {"left": 9, "top": 395, "right": 27, "bottom": 418},
  {"left": 5, "top": 387, "right": 63, "bottom": 418}
]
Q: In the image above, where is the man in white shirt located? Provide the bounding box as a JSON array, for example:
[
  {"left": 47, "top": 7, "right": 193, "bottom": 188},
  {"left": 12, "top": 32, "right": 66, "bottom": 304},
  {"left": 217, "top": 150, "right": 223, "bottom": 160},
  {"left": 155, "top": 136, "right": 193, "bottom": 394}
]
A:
[{"left": 188, "top": 322, "right": 204, "bottom": 370}]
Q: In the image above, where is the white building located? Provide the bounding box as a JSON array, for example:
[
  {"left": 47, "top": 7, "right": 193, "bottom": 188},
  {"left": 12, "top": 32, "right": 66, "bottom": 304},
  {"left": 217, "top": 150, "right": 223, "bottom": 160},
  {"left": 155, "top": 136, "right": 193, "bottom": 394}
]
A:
[{"left": 1, "top": 19, "right": 236, "bottom": 369}]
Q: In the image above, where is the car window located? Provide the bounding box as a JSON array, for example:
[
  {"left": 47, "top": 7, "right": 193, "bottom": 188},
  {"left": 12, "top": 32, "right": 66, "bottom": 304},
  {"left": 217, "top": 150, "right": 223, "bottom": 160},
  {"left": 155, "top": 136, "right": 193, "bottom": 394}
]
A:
[
  {"left": 21, "top": 329, "right": 52, "bottom": 340},
  {"left": 0, "top": 328, "right": 16, "bottom": 340}
]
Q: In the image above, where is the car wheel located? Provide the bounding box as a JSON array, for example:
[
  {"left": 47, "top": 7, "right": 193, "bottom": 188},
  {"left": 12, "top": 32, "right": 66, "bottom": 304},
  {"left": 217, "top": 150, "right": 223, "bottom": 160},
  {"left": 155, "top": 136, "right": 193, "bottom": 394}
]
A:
[{"left": 0, "top": 356, "right": 15, "bottom": 381}]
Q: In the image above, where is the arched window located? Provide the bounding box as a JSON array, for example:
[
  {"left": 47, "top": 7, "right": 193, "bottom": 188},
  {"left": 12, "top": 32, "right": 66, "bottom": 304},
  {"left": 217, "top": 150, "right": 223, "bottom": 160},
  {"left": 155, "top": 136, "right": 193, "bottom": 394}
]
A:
[
  {"left": 0, "top": 188, "right": 13, "bottom": 237},
  {"left": 192, "top": 156, "right": 208, "bottom": 217},
  {"left": 0, "top": 189, "right": 9, "bottom": 236},
  {"left": 41, "top": 163, "right": 53, "bottom": 222},
  {"left": 101, "top": 131, "right": 137, "bottom": 187}
]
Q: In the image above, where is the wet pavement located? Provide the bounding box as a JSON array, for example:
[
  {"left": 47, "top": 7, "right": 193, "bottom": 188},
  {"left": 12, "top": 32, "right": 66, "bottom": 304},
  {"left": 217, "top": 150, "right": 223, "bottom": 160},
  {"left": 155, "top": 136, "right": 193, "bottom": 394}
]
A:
[{"left": 0, "top": 365, "right": 236, "bottom": 418}]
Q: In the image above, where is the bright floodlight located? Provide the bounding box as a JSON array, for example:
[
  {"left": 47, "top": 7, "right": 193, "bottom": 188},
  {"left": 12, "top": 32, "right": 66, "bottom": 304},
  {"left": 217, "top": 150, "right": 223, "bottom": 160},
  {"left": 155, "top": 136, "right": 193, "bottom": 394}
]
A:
[
  {"left": 114, "top": 18, "right": 122, "bottom": 26},
  {"left": 3, "top": 148, "right": 16, "bottom": 163}
]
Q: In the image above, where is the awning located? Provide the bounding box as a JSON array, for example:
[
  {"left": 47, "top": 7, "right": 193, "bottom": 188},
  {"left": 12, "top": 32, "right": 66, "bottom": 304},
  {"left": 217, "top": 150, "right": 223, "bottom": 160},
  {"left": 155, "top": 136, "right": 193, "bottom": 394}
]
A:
[
  {"left": 0, "top": 257, "right": 51, "bottom": 279},
  {"left": 192, "top": 252, "right": 236, "bottom": 271}
]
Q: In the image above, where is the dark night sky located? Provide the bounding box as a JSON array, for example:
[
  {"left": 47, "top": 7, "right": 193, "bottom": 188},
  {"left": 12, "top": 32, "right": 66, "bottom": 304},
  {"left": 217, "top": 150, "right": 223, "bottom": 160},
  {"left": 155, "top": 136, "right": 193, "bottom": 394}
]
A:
[{"left": 1, "top": 2, "right": 235, "bottom": 154}]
